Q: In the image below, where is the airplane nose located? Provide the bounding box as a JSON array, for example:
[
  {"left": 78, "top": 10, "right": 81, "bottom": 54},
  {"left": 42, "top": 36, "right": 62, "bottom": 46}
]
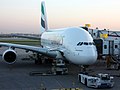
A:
[
  {"left": 77, "top": 47, "right": 97, "bottom": 65},
  {"left": 86, "top": 53, "right": 97, "bottom": 64},
  {"left": 86, "top": 47, "right": 97, "bottom": 64},
  {"left": 68, "top": 46, "right": 98, "bottom": 65}
]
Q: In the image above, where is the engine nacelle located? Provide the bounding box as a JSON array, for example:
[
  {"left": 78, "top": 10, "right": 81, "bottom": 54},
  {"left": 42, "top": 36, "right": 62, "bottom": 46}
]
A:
[{"left": 2, "top": 49, "right": 17, "bottom": 64}]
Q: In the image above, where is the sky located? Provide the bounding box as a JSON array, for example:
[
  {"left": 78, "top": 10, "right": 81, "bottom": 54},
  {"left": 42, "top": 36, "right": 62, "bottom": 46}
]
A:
[{"left": 0, "top": 0, "right": 120, "bottom": 34}]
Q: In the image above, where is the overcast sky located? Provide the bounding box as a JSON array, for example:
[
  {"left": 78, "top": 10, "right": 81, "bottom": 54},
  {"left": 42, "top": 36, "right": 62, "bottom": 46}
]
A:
[{"left": 0, "top": 0, "right": 120, "bottom": 34}]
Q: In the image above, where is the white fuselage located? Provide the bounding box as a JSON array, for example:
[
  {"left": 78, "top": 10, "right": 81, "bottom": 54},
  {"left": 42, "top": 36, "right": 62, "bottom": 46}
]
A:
[{"left": 41, "top": 27, "right": 97, "bottom": 65}]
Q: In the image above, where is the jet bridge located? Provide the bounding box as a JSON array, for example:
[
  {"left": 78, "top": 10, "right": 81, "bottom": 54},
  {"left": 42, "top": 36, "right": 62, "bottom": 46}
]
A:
[{"left": 94, "top": 39, "right": 120, "bottom": 69}]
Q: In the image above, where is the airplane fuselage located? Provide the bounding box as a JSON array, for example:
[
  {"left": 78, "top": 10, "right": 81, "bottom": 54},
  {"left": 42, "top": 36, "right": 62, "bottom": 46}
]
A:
[
  {"left": 0, "top": 1, "right": 97, "bottom": 65},
  {"left": 41, "top": 27, "right": 97, "bottom": 65}
]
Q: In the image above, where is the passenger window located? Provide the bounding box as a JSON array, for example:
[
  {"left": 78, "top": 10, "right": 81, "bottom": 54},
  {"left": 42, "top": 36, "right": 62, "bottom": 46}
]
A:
[{"left": 104, "top": 45, "right": 107, "bottom": 49}]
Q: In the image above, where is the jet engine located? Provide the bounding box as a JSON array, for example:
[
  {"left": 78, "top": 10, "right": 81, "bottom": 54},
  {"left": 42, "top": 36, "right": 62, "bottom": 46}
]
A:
[{"left": 2, "top": 49, "right": 17, "bottom": 64}]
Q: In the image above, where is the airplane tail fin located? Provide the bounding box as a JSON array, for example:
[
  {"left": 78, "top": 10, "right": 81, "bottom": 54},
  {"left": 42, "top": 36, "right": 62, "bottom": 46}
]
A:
[{"left": 41, "top": 1, "right": 48, "bottom": 33}]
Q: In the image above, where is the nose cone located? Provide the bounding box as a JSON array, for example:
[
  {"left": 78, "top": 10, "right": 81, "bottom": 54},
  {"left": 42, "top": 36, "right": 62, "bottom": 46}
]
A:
[
  {"left": 84, "top": 51, "right": 97, "bottom": 64},
  {"left": 83, "top": 47, "right": 98, "bottom": 65},
  {"left": 69, "top": 47, "right": 98, "bottom": 65}
]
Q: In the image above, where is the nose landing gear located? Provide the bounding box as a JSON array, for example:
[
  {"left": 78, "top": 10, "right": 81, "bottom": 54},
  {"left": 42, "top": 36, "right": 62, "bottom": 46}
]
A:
[{"left": 79, "top": 65, "right": 89, "bottom": 72}]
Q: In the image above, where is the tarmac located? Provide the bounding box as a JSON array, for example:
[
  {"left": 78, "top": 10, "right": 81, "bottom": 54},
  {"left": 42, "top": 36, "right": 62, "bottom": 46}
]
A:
[{"left": 0, "top": 47, "right": 120, "bottom": 90}]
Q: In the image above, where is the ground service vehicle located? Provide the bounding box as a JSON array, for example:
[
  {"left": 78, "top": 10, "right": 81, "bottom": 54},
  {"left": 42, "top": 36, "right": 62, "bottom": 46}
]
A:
[{"left": 78, "top": 73, "right": 114, "bottom": 88}]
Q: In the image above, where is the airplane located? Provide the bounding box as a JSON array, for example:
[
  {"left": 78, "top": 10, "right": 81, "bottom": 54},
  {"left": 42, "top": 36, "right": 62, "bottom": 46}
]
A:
[{"left": 0, "top": 1, "right": 97, "bottom": 66}]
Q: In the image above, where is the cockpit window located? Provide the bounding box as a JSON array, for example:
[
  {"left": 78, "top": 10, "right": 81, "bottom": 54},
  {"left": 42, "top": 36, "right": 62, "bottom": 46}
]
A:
[
  {"left": 84, "top": 42, "right": 88, "bottom": 45},
  {"left": 77, "top": 42, "right": 95, "bottom": 46},
  {"left": 77, "top": 42, "right": 83, "bottom": 46},
  {"left": 89, "top": 42, "right": 93, "bottom": 45},
  {"left": 93, "top": 42, "right": 95, "bottom": 45}
]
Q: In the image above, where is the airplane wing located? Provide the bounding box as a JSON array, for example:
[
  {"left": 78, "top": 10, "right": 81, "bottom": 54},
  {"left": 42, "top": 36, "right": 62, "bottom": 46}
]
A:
[{"left": 0, "top": 42, "right": 57, "bottom": 58}]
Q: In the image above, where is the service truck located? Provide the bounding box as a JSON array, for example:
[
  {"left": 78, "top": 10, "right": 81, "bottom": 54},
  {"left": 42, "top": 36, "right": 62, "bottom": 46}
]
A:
[{"left": 78, "top": 73, "right": 114, "bottom": 88}]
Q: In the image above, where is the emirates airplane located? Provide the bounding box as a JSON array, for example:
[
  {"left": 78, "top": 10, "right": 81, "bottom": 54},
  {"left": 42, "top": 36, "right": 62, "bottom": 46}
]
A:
[{"left": 0, "top": 1, "right": 97, "bottom": 65}]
